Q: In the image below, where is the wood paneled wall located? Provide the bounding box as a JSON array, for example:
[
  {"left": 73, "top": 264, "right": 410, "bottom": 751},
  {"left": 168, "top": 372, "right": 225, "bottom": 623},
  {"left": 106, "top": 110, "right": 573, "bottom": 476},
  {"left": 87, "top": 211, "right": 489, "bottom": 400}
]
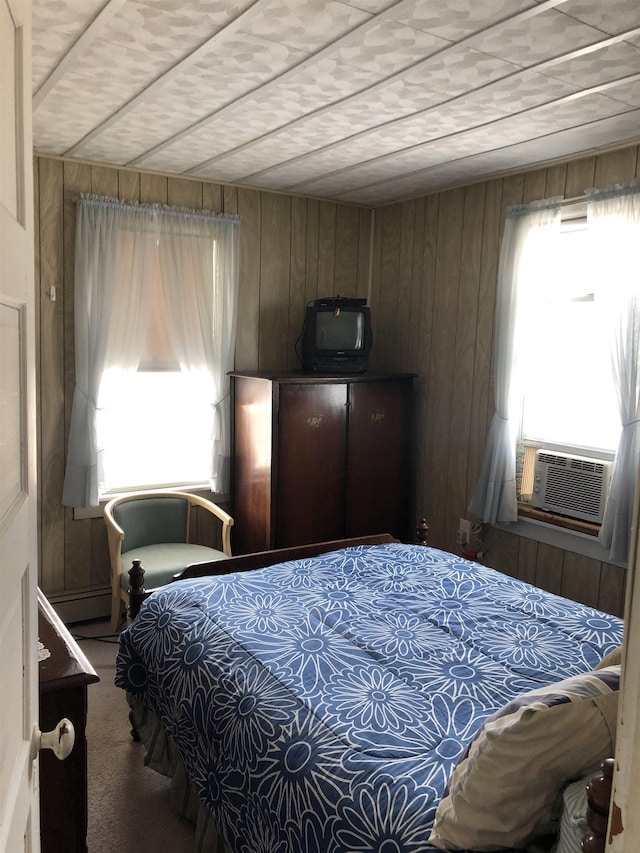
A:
[
  {"left": 367, "top": 144, "right": 640, "bottom": 618},
  {"left": 35, "top": 146, "right": 639, "bottom": 619},
  {"left": 34, "top": 156, "right": 371, "bottom": 615}
]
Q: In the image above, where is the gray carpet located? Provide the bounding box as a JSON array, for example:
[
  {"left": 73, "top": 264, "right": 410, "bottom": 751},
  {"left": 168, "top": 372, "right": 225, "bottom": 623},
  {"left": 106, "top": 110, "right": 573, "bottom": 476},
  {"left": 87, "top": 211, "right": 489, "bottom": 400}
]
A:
[{"left": 74, "top": 620, "right": 195, "bottom": 853}]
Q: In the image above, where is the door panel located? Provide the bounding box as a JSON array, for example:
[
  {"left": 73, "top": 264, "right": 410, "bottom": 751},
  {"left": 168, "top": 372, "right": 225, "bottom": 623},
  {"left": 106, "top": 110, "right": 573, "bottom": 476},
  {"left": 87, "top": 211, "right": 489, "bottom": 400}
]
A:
[
  {"left": 277, "top": 383, "right": 348, "bottom": 547},
  {"left": 0, "top": 0, "right": 39, "bottom": 849},
  {"left": 345, "top": 379, "right": 413, "bottom": 541}
]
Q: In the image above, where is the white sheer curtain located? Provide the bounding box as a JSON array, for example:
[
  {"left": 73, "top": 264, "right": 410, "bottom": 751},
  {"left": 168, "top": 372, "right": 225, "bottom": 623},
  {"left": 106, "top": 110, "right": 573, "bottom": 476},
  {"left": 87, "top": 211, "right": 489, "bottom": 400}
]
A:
[
  {"left": 588, "top": 181, "right": 640, "bottom": 564},
  {"left": 469, "top": 198, "right": 562, "bottom": 523},
  {"left": 62, "top": 195, "right": 240, "bottom": 507},
  {"left": 158, "top": 213, "right": 239, "bottom": 493}
]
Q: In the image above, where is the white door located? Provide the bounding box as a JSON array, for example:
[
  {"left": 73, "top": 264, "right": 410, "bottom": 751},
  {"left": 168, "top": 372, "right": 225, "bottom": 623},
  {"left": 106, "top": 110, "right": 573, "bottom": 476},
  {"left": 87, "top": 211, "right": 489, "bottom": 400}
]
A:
[
  {"left": 610, "top": 495, "right": 640, "bottom": 851},
  {"left": 0, "top": 0, "right": 40, "bottom": 850}
]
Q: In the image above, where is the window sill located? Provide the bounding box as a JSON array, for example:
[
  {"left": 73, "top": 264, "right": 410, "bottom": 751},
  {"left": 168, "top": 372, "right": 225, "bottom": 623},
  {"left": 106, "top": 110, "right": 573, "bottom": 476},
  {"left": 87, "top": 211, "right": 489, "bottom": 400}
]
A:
[
  {"left": 517, "top": 503, "right": 600, "bottom": 537},
  {"left": 494, "top": 504, "right": 626, "bottom": 569}
]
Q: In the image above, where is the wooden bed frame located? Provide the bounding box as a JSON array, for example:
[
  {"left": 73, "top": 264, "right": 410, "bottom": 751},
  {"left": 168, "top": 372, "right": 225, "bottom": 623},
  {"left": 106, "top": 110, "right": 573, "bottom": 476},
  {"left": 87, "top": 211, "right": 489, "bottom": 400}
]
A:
[
  {"left": 582, "top": 759, "right": 615, "bottom": 853},
  {"left": 125, "top": 519, "right": 430, "bottom": 621},
  {"left": 126, "top": 532, "right": 400, "bottom": 621}
]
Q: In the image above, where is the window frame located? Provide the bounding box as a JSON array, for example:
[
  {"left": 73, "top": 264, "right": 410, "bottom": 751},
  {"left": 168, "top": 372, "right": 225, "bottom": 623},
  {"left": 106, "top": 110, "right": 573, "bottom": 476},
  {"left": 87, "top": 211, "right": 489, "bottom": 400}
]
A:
[{"left": 514, "top": 200, "right": 618, "bottom": 536}]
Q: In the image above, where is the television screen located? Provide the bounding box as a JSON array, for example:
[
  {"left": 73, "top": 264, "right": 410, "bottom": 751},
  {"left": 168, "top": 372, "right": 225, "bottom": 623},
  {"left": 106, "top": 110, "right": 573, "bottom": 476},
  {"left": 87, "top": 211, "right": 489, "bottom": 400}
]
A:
[
  {"left": 299, "top": 298, "right": 372, "bottom": 373},
  {"left": 315, "top": 310, "right": 365, "bottom": 351}
]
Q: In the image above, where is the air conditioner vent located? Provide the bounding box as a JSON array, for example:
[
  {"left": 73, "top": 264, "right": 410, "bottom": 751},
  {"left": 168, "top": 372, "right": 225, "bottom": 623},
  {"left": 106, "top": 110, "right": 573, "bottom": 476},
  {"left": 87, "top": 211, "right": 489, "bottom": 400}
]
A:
[
  {"left": 536, "top": 451, "right": 606, "bottom": 475},
  {"left": 531, "top": 451, "right": 612, "bottom": 524}
]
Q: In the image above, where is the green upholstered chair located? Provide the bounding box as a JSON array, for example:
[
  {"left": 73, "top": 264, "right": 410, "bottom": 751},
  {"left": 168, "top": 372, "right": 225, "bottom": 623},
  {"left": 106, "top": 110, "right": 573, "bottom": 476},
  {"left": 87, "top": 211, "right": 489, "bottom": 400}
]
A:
[{"left": 104, "top": 490, "right": 233, "bottom": 631}]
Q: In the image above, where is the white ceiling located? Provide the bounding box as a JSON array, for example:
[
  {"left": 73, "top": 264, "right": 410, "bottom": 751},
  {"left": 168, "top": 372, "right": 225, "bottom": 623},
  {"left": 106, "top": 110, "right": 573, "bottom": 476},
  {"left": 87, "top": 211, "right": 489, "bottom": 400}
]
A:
[{"left": 32, "top": 0, "right": 640, "bottom": 207}]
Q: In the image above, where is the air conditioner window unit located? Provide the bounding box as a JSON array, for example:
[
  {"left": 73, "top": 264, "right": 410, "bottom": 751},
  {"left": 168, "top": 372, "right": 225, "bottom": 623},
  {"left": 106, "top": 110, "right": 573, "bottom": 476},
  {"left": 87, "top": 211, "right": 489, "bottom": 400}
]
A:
[{"left": 531, "top": 450, "right": 612, "bottom": 524}]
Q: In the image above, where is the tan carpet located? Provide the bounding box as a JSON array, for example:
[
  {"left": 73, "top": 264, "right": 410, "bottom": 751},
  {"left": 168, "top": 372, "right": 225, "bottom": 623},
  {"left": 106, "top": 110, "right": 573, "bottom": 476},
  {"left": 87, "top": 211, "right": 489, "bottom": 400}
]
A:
[{"left": 74, "top": 620, "right": 196, "bottom": 853}]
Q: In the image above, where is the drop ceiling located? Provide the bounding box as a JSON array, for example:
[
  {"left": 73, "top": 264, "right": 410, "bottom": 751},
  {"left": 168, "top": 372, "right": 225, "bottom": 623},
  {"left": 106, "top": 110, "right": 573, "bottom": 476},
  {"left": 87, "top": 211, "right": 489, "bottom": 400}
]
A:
[{"left": 31, "top": 0, "right": 640, "bottom": 207}]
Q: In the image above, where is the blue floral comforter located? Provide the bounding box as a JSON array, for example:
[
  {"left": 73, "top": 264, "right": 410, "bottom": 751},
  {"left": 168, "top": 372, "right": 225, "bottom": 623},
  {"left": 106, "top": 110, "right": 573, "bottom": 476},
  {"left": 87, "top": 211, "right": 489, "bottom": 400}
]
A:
[{"left": 115, "top": 541, "right": 623, "bottom": 852}]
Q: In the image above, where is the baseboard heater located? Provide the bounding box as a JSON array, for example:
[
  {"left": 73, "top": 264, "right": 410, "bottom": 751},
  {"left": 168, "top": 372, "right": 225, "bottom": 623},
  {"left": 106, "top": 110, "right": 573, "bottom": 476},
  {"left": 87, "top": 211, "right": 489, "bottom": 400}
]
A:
[
  {"left": 531, "top": 450, "right": 612, "bottom": 524},
  {"left": 46, "top": 586, "right": 111, "bottom": 625}
]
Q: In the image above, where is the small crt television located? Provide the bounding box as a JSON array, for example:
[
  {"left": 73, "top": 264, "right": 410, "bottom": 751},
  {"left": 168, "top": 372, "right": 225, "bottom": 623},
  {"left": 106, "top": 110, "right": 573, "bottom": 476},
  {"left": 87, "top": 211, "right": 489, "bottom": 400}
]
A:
[{"left": 300, "top": 296, "right": 372, "bottom": 374}]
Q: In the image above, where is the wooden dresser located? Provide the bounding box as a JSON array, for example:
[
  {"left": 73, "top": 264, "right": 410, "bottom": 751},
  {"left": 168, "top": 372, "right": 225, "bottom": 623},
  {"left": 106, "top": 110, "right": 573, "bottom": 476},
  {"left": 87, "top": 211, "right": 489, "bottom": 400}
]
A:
[
  {"left": 231, "top": 372, "right": 415, "bottom": 553},
  {"left": 38, "top": 589, "right": 99, "bottom": 853}
]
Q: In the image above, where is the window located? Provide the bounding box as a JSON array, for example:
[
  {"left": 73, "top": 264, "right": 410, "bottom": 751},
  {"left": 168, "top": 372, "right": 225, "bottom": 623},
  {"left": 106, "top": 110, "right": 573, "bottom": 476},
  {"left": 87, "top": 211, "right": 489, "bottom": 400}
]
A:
[
  {"left": 96, "top": 240, "right": 217, "bottom": 494},
  {"left": 515, "top": 211, "right": 621, "bottom": 517},
  {"left": 62, "top": 195, "right": 239, "bottom": 508},
  {"left": 469, "top": 183, "right": 640, "bottom": 564}
]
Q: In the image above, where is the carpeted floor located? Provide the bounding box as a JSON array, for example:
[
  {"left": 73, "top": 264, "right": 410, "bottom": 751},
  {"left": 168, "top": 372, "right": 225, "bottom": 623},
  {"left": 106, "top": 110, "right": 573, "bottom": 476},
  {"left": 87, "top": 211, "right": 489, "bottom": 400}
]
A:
[{"left": 72, "top": 619, "right": 195, "bottom": 853}]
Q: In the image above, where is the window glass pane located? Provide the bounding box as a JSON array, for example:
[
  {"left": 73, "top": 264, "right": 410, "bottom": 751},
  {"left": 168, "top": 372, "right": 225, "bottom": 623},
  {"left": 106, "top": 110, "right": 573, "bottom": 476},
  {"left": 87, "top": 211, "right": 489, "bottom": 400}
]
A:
[
  {"left": 521, "top": 299, "right": 620, "bottom": 451},
  {"left": 98, "top": 370, "right": 212, "bottom": 491},
  {"left": 141, "top": 276, "right": 179, "bottom": 370},
  {"left": 520, "top": 225, "right": 620, "bottom": 454}
]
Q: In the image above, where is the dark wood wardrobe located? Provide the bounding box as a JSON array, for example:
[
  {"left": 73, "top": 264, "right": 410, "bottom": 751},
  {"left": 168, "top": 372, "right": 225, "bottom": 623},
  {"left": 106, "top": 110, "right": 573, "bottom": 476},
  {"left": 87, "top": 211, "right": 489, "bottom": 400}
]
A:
[{"left": 230, "top": 372, "right": 414, "bottom": 554}]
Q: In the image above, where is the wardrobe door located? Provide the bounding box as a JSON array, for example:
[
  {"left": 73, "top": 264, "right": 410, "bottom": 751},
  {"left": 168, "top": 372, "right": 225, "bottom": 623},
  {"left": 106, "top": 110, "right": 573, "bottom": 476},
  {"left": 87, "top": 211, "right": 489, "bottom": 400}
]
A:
[
  {"left": 345, "top": 378, "right": 413, "bottom": 541},
  {"left": 276, "top": 382, "right": 348, "bottom": 547}
]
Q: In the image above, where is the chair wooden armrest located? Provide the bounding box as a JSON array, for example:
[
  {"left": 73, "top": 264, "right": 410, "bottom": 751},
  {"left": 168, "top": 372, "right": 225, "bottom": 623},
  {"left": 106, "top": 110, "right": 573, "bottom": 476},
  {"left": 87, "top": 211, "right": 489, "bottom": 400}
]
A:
[{"left": 173, "top": 491, "right": 234, "bottom": 557}]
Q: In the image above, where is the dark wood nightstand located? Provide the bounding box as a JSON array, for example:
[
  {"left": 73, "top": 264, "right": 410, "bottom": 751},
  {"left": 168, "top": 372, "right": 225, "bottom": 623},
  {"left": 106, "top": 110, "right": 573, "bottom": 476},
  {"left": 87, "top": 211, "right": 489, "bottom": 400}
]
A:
[{"left": 38, "top": 589, "right": 99, "bottom": 853}]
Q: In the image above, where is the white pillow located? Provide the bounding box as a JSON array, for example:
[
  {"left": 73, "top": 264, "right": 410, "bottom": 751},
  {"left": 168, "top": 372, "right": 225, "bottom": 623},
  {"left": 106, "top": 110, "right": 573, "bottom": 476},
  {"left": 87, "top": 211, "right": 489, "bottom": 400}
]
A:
[{"left": 428, "top": 667, "right": 619, "bottom": 851}]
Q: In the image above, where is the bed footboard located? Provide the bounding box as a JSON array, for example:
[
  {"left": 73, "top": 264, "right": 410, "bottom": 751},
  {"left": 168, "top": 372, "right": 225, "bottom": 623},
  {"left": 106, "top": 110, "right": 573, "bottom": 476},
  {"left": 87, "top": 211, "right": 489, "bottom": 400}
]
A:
[
  {"left": 582, "top": 758, "right": 615, "bottom": 853},
  {"left": 127, "top": 533, "right": 398, "bottom": 620}
]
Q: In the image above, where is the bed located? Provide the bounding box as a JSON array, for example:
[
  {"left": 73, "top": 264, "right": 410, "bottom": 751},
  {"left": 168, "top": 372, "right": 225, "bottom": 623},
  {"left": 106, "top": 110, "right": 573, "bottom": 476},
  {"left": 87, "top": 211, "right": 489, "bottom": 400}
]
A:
[{"left": 115, "top": 536, "right": 623, "bottom": 853}]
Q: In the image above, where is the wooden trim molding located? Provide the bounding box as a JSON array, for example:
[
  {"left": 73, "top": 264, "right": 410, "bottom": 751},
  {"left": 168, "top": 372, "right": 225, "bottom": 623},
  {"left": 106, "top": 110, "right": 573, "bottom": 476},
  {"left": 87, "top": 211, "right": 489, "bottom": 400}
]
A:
[{"left": 517, "top": 502, "right": 600, "bottom": 537}]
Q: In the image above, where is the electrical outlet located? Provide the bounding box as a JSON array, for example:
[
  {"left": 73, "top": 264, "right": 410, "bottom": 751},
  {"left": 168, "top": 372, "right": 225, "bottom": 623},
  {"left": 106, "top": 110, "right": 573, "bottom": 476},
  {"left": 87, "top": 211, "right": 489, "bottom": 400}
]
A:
[{"left": 457, "top": 518, "right": 472, "bottom": 545}]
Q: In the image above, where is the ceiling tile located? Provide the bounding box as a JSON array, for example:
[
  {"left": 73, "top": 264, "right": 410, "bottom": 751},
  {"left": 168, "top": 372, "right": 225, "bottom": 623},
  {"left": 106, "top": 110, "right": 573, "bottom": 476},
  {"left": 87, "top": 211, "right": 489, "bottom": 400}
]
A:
[
  {"left": 471, "top": 7, "right": 608, "bottom": 66},
  {"left": 387, "top": 0, "right": 536, "bottom": 42},
  {"left": 540, "top": 41, "right": 640, "bottom": 88},
  {"left": 559, "top": 0, "right": 640, "bottom": 35},
  {"left": 239, "top": 0, "right": 372, "bottom": 50},
  {"left": 31, "top": 0, "right": 105, "bottom": 89}
]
